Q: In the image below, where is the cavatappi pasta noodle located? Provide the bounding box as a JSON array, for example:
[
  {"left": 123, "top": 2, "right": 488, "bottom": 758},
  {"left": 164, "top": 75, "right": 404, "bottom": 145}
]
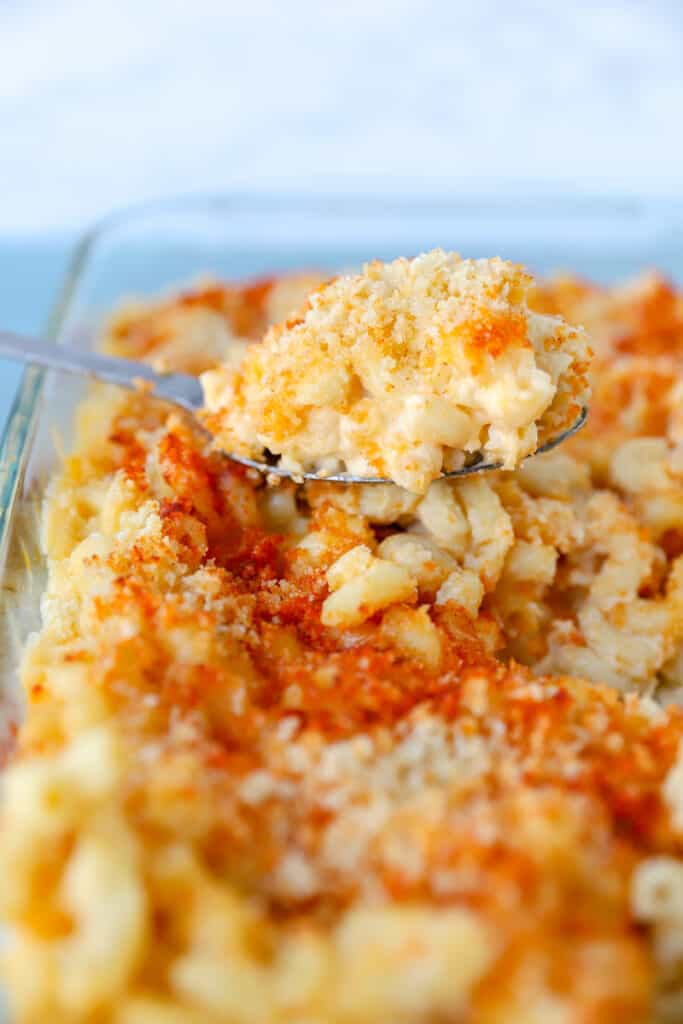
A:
[{"left": 3, "top": 269, "right": 683, "bottom": 1022}]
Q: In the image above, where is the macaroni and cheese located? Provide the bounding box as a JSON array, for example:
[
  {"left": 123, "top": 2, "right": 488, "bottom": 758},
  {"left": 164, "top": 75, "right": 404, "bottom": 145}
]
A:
[{"left": 2, "top": 266, "right": 683, "bottom": 1023}]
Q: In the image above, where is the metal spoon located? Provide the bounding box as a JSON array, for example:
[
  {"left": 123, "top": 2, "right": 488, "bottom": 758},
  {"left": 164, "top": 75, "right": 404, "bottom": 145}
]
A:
[{"left": 0, "top": 329, "right": 587, "bottom": 484}]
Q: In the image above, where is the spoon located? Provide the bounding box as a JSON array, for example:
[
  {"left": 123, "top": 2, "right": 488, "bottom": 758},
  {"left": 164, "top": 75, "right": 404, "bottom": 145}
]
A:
[{"left": 0, "top": 329, "right": 587, "bottom": 484}]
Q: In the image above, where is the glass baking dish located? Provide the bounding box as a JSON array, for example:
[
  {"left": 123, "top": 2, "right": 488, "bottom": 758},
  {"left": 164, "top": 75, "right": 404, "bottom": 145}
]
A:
[{"left": 2, "top": 192, "right": 683, "bottom": 745}]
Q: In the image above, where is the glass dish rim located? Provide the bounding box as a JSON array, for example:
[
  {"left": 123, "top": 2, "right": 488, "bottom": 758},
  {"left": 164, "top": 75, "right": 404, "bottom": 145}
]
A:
[{"left": 1, "top": 188, "right": 681, "bottom": 570}]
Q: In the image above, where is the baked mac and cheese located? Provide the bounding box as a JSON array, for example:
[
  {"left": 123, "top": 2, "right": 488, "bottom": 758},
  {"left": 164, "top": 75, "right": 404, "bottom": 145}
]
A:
[{"left": 2, "top": 265, "right": 683, "bottom": 1023}]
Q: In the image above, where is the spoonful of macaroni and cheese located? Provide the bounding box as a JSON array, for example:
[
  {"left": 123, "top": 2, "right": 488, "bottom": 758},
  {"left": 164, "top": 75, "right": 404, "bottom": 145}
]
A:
[
  {"left": 0, "top": 251, "right": 590, "bottom": 495},
  {"left": 200, "top": 250, "right": 590, "bottom": 492}
]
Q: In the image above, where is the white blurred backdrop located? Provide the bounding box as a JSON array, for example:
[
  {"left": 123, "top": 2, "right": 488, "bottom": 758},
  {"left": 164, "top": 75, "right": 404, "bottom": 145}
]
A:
[{"left": 1, "top": 0, "right": 683, "bottom": 234}]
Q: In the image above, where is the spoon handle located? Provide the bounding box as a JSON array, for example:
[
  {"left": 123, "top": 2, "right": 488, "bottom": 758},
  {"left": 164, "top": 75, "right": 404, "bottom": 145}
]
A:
[{"left": 0, "top": 329, "right": 203, "bottom": 412}]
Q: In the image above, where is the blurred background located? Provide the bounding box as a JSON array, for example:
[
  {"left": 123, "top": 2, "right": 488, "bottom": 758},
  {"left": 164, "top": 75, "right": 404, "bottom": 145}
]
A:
[{"left": 1, "top": 0, "right": 683, "bottom": 421}]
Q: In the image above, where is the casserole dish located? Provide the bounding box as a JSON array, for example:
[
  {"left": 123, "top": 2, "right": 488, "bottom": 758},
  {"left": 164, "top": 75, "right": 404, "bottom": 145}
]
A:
[{"left": 2, "top": 194, "right": 683, "bottom": 1022}]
